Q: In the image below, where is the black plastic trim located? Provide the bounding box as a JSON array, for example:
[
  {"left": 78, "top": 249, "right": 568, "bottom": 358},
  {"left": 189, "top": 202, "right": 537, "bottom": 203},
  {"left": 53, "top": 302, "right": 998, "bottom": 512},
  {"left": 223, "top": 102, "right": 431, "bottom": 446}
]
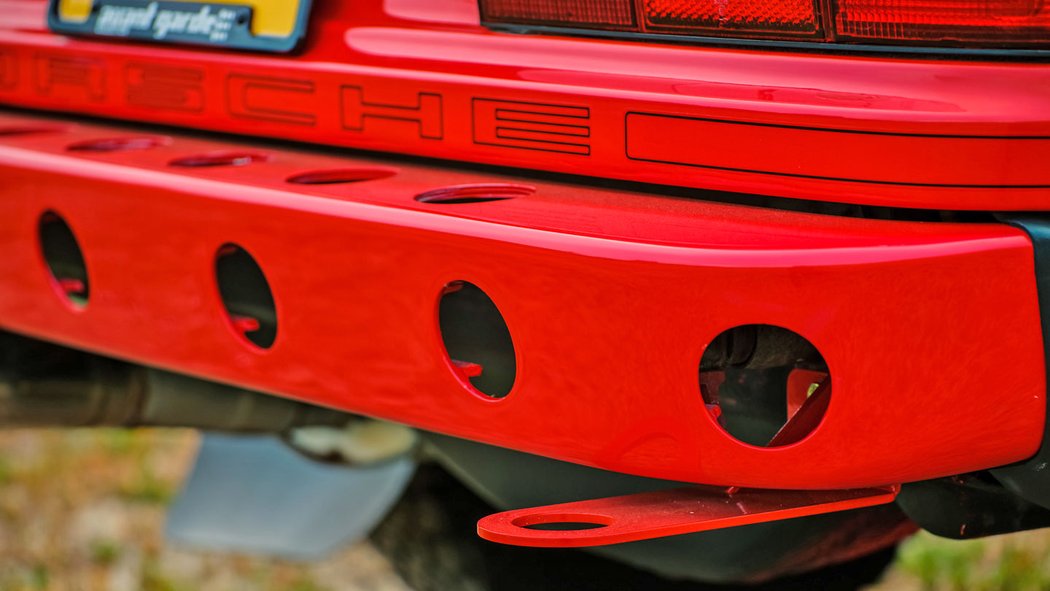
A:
[
  {"left": 991, "top": 216, "right": 1050, "bottom": 510},
  {"left": 898, "top": 474, "right": 1050, "bottom": 539}
]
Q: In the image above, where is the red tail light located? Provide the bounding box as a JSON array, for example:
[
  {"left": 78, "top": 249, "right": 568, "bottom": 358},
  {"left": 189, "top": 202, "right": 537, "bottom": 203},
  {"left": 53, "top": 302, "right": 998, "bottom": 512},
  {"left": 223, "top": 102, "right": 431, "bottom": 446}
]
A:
[
  {"left": 479, "top": 0, "right": 1050, "bottom": 48},
  {"left": 643, "top": 0, "right": 821, "bottom": 38},
  {"left": 479, "top": 0, "right": 636, "bottom": 29},
  {"left": 834, "top": 0, "right": 1050, "bottom": 46}
]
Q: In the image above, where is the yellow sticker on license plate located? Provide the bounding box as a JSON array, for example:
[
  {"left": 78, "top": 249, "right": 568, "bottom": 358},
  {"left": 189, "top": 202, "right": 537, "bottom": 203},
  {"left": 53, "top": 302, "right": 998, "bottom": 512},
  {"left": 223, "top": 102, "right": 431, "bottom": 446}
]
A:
[{"left": 48, "top": 0, "right": 312, "bottom": 53}]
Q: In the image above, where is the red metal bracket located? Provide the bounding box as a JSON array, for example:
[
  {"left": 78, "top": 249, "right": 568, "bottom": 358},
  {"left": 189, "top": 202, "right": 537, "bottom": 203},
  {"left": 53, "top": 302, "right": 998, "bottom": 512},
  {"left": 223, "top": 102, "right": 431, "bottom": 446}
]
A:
[{"left": 477, "top": 485, "right": 900, "bottom": 547}]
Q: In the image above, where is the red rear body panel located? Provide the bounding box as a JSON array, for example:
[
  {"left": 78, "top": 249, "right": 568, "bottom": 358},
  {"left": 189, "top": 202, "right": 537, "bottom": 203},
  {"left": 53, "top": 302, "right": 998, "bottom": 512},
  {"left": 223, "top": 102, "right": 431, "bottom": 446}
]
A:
[{"left": 2, "top": 0, "right": 1050, "bottom": 209}]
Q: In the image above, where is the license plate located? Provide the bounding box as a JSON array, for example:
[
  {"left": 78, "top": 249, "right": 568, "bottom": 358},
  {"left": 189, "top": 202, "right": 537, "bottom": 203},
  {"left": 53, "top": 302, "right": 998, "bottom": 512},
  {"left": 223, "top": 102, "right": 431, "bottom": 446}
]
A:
[{"left": 47, "top": 0, "right": 313, "bottom": 53}]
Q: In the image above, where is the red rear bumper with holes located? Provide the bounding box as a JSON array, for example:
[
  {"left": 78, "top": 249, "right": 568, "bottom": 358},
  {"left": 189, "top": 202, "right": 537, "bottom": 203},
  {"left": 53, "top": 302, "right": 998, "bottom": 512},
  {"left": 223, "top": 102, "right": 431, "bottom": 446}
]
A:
[{"left": 0, "top": 111, "right": 1044, "bottom": 489}]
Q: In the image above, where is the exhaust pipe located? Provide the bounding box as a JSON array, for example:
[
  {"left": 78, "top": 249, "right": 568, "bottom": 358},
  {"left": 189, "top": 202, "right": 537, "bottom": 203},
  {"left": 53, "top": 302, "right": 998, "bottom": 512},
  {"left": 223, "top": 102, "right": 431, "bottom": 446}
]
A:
[
  {"left": 0, "top": 331, "right": 351, "bottom": 431},
  {"left": 0, "top": 331, "right": 418, "bottom": 465}
]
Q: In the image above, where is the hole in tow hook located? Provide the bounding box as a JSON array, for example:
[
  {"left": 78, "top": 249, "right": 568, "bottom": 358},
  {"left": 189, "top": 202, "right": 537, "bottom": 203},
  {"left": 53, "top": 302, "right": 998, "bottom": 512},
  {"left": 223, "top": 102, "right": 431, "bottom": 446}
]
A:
[
  {"left": 215, "top": 244, "right": 277, "bottom": 349},
  {"left": 513, "top": 514, "right": 611, "bottom": 531},
  {"left": 38, "top": 211, "right": 89, "bottom": 308},
  {"left": 438, "top": 281, "right": 516, "bottom": 398},
  {"left": 416, "top": 184, "right": 534, "bottom": 204},
  {"left": 700, "top": 325, "right": 830, "bottom": 448}
]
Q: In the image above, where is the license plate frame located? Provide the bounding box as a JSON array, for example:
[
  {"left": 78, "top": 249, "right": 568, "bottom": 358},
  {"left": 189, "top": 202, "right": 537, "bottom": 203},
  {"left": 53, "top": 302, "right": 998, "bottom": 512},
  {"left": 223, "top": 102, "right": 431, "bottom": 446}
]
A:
[{"left": 47, "top": 0, "right": 313, "bottom": 53}]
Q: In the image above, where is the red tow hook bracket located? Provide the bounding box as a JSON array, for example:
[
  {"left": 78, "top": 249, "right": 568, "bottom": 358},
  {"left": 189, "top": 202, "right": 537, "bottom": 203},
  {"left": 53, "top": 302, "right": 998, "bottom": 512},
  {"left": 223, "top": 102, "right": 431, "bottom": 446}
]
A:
[{"left": 477, "top": 485, "right": 900, "bottom": 548}]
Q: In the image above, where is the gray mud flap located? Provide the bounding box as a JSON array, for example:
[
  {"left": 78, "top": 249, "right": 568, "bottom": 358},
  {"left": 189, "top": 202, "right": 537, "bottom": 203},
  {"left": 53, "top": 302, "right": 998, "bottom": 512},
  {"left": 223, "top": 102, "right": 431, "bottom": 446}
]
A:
[{"left": 165, "top": 433, "right": 415, "bottom": 559}]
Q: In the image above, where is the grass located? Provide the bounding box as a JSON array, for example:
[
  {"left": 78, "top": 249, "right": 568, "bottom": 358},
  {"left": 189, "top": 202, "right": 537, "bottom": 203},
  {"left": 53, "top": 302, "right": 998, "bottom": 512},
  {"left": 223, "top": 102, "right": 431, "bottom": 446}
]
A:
[
  {"left": 0, "top": 429, "right": 409, "bottom": 591},
  {"left": 888, "top": 530, "right": 1050, "bottom": 591},
  {"left": 88, "top": 540, "right": 121, "bottom": 567},
  {"left": 117, "top": 467, "right": 175, "bottom": 506},
  {"left": 857, "top": 526, "right": 1050, "bottom": 591}
]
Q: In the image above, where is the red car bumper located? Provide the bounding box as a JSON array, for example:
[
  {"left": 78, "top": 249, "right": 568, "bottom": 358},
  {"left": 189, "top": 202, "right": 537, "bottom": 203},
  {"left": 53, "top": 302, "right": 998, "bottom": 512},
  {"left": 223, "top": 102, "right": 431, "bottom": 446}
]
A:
[{"left": 0, "top": 110, "right": 1043, "bottom": 490}]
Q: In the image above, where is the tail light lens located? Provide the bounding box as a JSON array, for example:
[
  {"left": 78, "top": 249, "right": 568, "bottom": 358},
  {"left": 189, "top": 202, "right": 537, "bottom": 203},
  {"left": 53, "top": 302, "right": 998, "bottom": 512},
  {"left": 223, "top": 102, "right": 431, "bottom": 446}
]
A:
[
  {"left": 479, "top": 0, "right": 1050, "bottom": 48},
  {"left": 643, "top": 0, "right": 821, "bottom": 38},
  {"left": 479, "top": 0, "right": 636, "bottom": 29},
  {"left": 834, "top": 0, "right": 1050, "bottom": 46}
]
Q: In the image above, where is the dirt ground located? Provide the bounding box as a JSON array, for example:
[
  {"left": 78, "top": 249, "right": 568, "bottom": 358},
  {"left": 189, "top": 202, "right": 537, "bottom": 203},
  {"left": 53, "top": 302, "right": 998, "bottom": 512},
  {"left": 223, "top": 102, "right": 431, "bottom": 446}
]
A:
[{"left": 0, "top": 428, "right": 1045, "bottom": 591}]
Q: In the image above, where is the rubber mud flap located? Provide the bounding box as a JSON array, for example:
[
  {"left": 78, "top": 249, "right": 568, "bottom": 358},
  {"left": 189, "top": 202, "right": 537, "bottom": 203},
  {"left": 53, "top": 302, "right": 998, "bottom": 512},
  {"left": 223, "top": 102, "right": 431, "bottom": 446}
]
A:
[{"left": 166, "top": 433, "right": 415, "bottom": 559}]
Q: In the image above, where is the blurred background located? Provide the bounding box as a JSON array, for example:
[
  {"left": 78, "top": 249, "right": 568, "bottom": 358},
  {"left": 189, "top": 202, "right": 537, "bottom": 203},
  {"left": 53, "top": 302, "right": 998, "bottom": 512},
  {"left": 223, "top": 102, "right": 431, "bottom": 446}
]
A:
[{"left": 0, "top": 428, "right": 1045, "bottom": 591}]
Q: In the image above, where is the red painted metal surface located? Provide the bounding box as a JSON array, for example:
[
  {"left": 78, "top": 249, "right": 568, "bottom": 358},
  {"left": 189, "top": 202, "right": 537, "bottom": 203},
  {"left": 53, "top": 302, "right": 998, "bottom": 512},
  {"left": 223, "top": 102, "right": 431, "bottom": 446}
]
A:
[
  {"left": 786, "top": 369, "right": 827, "bottom": 419},
  {"left": 1, "top": 1, "right": 1049, "bottom": 210},
  {"left": 477, "top": 485, "right": 899, "bottom": 547},
  {"left": 767, "top": 377, "right": 832, "bottom": 448},
  {"left": 0, "top": 111, "right": 1044, "bottom": 488}
]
